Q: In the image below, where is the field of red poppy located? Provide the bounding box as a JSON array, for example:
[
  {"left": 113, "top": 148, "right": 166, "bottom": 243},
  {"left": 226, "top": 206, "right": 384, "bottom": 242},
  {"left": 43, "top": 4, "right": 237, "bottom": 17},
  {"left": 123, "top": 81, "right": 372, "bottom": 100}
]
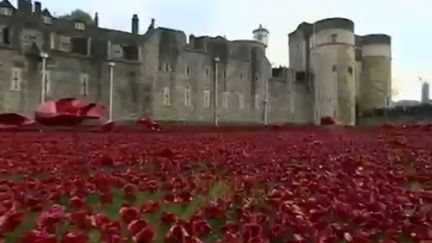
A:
[{"left": 1, "top": 125, "right": 432, "bottom": 243}]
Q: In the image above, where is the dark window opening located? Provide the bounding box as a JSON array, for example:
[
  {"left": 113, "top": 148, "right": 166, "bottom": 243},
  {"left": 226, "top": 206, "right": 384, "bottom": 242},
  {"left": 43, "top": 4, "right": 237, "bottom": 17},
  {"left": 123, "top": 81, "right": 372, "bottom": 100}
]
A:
[
  {"left": 332, "top": 65, "right": 337, "bottom": 72},
  {"left": 186, "top": 65, "right": 190, "bottom": 76},
  {"left": 296, "top": 71, "right": 306, "bottom": 81},
  {"left": 122, "top": 45, "right": 139, "bottom": 60},
  {"left": 348, "top": 66, "right": 353, "bottom": 75},
  {"left": 3, "top": 27, "right": 10, "bottom": 44},
  {"left": 331, "top": 34, "right": 338, "bottom": 43},
  {"left": 71, "top": 37, "right": 88, "bottom": 55},
  {"left": 355, "top": 49, "right": 362, "bottom": 61}
]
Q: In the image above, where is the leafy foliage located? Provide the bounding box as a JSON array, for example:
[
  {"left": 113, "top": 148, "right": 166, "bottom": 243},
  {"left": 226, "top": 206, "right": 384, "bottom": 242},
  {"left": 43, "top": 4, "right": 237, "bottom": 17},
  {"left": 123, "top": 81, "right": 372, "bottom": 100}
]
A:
[{"left": 57, "top": 9, "right": 94, "bottom": 25}]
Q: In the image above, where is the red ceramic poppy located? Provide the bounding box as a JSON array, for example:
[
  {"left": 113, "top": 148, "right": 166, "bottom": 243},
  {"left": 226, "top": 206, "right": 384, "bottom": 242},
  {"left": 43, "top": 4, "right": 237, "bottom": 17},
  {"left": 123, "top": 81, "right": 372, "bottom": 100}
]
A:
[
  {"left": 0, "top": 113, "right": 34, "bottom": 129},
  {"left": 137, "top": 118, "right": 161, "bottom": 131},
  {"left": 101, "top": 121, "right": 116, "bottom": 132},
  {"left": 320, "top": 116, "right": 336, "bottom": 125},
  {"left": 35, "top": 98, "right": 106, "bottom": 127}
]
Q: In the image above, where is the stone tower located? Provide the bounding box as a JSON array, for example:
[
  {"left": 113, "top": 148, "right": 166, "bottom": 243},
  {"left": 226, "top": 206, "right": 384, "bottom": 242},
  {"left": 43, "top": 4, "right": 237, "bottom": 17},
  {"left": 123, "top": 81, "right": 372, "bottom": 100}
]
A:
[
  {"left": 309, "top": 18, "right": 356, "bottom": 125},
  {"left": 252, "top": 24, "right": 269, "bottom": 48},
  {"left": 358, "top": 34, "right": 392, "bottom": 111}
]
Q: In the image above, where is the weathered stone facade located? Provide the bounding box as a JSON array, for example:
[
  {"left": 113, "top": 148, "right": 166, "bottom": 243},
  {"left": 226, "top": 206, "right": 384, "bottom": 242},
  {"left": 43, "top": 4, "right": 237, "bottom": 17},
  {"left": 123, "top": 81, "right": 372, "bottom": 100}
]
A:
[
  {"left": 0, "top": 1, "right": 391, "bottom": 125},
  {"left": 289, "top": 18, "right": 392, "bottom": 125}
]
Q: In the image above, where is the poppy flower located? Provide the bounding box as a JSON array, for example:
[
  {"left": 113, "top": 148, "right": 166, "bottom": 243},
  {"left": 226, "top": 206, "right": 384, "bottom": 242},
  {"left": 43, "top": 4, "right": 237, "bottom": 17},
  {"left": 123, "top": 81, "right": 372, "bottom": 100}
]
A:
[
  {"left": 191, "top": 219, "right": 212, "bottom": 237},
  {"left": 0, "top": 113, "right": 34, "bottom": 129},
  {"left": 128, "top": 219, "right": 148, "bottom": 236},
  {"left": 140, "top": 201, "right": 160, "bottom": 214},
  {"left": 137, "top": 118, "right": 161, "bottom": 131},
  {"left": 70, "top": 196, "right": 84, "bottom": 209},
  {"left": 164, "top": 224, "right": 189, "bottom": 243},
  {"left": 133, "top": 226, "right": 154, "bottom": 243},
  {"left": 0, "top": 210, "right": 24, "bottom": 234},
  {"left": 35, "top": 97, "right": 106, "bottom": 127},
  {"left": 21, "top": 230, "right": 56, "bottom": 243},
  {"left": 101, "top": 121, "right": 116, "bottom": 132},
  {"left": 70, "top": 211, "right": 92, "bottom": 230},
  {"left": 320, "top": 116, "right": 336, "bottom": 126},
  {"left": 161, "top": 212, "right": 177, "bottom": 225},
  {"left": 61, "top": 231, "right": 88, "bottom": 243},
  {"left": 119, "top": 206, "right": 140, "bottom": 224}
]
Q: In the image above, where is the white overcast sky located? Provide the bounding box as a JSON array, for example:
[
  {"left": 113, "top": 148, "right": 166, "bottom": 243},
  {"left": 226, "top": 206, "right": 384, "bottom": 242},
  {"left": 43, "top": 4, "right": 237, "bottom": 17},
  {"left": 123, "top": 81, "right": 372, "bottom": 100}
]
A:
[{"left": 39, "top": 0, "right": 432, "bottom": 101}]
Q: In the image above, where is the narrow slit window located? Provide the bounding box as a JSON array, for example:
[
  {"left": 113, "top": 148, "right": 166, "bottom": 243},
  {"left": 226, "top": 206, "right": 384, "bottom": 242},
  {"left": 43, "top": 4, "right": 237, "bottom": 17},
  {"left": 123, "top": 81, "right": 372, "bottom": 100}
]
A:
[
  {"left": 10, "top": 68, "right": 22, "bottom": 91},
  {"left": 80, "top": 73, "right": 89, "bottom": 96},
  {"left": 2, "top": 27, "right": 10, "bottom": 44},
  {"left": 222, "top": 92, "right": 229, "bottom": 108},
  {"left": 203, "top": 90, "right": 210, "bottom": 108},
  {"left": 238, "top": 93, "right": 245, "bottom": 109},
  {"left": 348, "top": 66, "right": 353, "bottom": 75},
  {"left": 184, "top": 86, "right": 191, "bottom": 107},
  {"left": 163, "top": 87, "right": 170, "bottom": 106}
]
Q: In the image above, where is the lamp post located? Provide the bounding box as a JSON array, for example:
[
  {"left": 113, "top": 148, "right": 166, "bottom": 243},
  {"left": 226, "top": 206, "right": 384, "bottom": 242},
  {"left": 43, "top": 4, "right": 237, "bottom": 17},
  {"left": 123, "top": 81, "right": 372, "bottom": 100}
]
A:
[
  {"left": 108, "top": 62, "right": 116, "bottom": 121},
  {"left": 40, "top": 52, "right": 49, "bottom": 103},
  {"left": 214, "top": 57, "right": 220, "bottom": 126}
]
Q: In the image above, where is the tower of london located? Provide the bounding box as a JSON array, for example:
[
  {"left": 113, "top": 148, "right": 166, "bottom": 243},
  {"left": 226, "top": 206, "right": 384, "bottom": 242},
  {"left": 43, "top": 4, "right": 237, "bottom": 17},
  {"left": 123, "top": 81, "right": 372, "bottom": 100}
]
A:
[{"left": 0, "top": 0, "right": 391, "bottom": 125}]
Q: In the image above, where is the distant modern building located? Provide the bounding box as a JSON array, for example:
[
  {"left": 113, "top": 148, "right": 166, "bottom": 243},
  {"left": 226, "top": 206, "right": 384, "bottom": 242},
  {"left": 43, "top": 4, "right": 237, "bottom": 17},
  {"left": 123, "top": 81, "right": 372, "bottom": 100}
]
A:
[
  {"left": 393, "top": 100, "right": 421, "bottom": 107},
  {"left": 421, "top": 81, "right": 430, "bottom": 103}
]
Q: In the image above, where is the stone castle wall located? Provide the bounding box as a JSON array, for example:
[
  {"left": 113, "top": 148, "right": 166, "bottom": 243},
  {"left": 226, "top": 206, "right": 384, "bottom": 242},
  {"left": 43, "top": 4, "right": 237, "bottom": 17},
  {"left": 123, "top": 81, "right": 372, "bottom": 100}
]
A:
[
  {"left": 0, "top": 0, "right": 287, "bottom": 125},
  {"left": 0, "top": 1, "right": 392, "bottom": 126}
]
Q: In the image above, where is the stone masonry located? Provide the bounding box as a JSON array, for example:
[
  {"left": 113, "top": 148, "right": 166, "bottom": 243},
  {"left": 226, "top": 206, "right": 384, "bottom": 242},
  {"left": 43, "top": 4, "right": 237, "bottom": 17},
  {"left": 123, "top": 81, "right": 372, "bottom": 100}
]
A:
[{"left": 0, "top": 0, "right": 391, "bottom": 125}]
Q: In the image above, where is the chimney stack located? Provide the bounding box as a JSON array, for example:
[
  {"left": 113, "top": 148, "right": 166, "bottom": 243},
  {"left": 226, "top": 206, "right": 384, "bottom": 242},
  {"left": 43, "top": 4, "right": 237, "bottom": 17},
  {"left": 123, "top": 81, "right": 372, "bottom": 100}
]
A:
[
  {"left": 34, "top": 1, "right": 41, "bottom": 13},
  {"left": 18, "top": 0, "right": 32, "bottom": 14},
  {"left": 147, "top": 18, "right": 155, "bottom": 31},
  {"left": 132, "top": 14, "right": 139, "bottom": 34},
  {"left": 94, "top": 12, "right": 99, "bottom": 27}
]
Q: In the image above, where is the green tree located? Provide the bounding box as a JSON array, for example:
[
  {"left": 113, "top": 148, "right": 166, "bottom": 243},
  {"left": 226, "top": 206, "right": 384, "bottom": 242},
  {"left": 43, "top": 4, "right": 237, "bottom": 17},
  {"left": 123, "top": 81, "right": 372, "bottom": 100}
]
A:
[{"left": 58, "top": 9, "right": 94, "bottom": 25}]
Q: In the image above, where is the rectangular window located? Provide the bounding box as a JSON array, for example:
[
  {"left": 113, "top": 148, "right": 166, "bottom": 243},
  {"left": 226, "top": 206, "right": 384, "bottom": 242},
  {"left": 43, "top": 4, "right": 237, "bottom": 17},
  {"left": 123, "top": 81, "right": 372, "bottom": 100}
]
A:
[
  {"left": 222, "top": 92, "right": 229, "bottom": 108},
  {"left": 186, "top": 65, "right": 191, "bottom": 76},
  {"left": 10, "top": 68, "right": 22, "bottom": 91},
  {"left": 42, "top": 16, "right": 52, "bottom": 25},
  {"left": 59, "top": 36, "right": 71, "bottom": 52},
  {"left": 163, "top": 87, "right": 170, "bottom": 106},
  {"left": 255, "top": 94, "right": 260, "bottom": 110},
  {"left": 238, "top": 93, "right": 244, "bottom": 109},
  {"left": 184, "top": 86, "right": 191, "bottom": 107},
  {"left": 122, "top": 45, "right": 139, "bottom": 60},
  {"left": 295, "top": 71, "right": 306, "bottom": 81},
  {"left": 331, "top": 34, "right": 338, "bottom": 42},
  {"left": 74, "top": 22, "right": 86, "bottom": 30},
  {"left": 2, "top": 27, "right": 10, "bottom": 44},
  {"left": 50, "top": 33, "right": 56, "bottom": 49},
  {"left": 80, "top": 73, "right": 89, "bottom": 96},
  {"left": 0, "top": 8, "right": 12, "bottom": 16},
  {"left": 203, "top": 90, "right": 210, "bottom": 108},
  {"left": 71, "top": 37, "right": 89, "bottom": 55},
  {"left": 348, "top": 66, "right": 353, "bottom": 75}
]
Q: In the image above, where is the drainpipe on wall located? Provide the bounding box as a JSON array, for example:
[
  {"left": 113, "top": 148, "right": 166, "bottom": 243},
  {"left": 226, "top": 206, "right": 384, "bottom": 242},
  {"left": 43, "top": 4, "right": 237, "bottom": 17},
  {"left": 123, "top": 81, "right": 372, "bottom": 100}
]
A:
[
  {"left": 108, "top": 62, "right": 116, "bottom": 121},
  {"left": 263, "top": 77, "right": 269, "bottom": 125},
  {"left": 214, "top": 57, "right": 220, "bottom": 126}
]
